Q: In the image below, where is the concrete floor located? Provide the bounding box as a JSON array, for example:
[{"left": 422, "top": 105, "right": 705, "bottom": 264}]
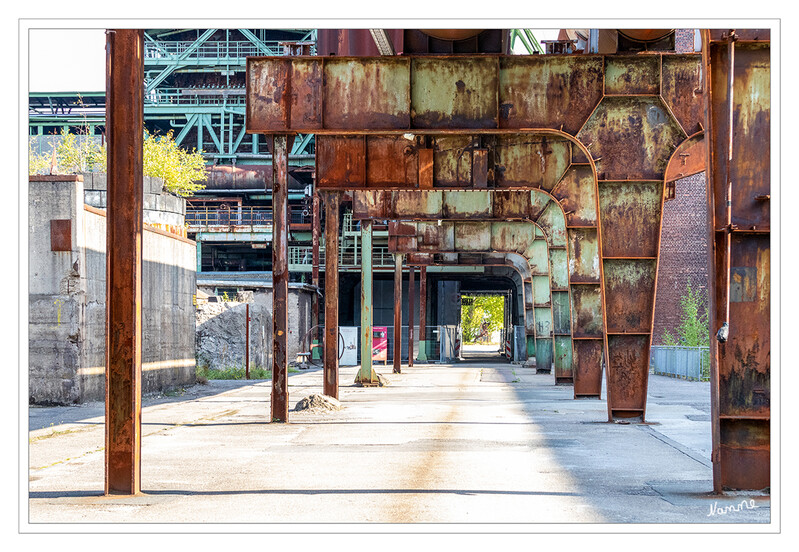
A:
[{"left": 27, "top": 362, "right": 771, "bottom": 526}]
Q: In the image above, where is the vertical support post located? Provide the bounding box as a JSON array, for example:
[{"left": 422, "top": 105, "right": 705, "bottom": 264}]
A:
[
  {"left": 323, "top": 191, "right": 340, "bottom": 398},
  {"left": 196, "top": 239, "right": 202, "bottom": 273},
  {"left": 245, "top": 303, "right": 250, "bottom": 379},
  {"left": 418, "top": 265, "right": 428, "bottom": 362},
  {"left": 271, "top": 134, "right": 289, "bottom": 422},
  {"left": 356, "top": 219, "right": 378, "bottom": 384},
  {"left": 311, "top": 191, "right": 321, "bottom": 360},
  {"left": 408, "top": 265, "right": 415, "bottom": 368},
  {"left": 105, "top": 28, "right": 144, "bottom": 496},
  {"left": 393, "top": 253, "right": 403, "bottom": 374},
  {"left": 197, "top": 114, "right": 203, "bottom": 152}
]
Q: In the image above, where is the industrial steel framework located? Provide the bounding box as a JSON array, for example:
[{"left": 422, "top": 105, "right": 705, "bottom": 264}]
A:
[{"left": 100, "top": 28, "right": 770, "bottom": 496}]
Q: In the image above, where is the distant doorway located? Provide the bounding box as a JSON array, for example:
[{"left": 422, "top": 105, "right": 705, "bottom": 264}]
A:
[{"left": 460, "top": 294, "right": 507, "bottom": 363}]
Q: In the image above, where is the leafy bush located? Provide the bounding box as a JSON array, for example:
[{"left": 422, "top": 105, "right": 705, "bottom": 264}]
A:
[
  {"left": 29, "top": 128, "right": 207, "bottom": 198},
  {"left": 662, "top": 279, "right": 709, "bottom": 347}
]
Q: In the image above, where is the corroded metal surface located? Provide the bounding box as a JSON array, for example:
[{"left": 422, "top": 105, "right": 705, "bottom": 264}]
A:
[
  {"left": 247, "top": 54, "right": 701, "bottom": 138},
  {"left": 393, "top": 253, "right": 403, "bottom": 374},
  {"left": 356, "top": 220, "right": 378, "bottom": 384},
  {"left": 704, "top": 31, "right": 770, "bottom": 491},
  {"left": 606, "top": 335, "right": 650, "bottom": 419},
  {"left": 598, "top": 181, "right": 663, "bottom": 258},
  {"left": 664, "top": 132, "right": 706, "bottom": 183},
  {"left": 271, "top": 135, "right": 290, "bottom": 422},
  {"left": 498, "top": 56, "right": 604, "bottom": 135},
  {"left": 603, "top": 260, "right": 657, "bottom": 334},
  {"left": 105, "top": 29, "right": 144, "bottom": 495},
  {"left": 572, "top": 340, "right": 603, "bottom": 398},
  {"left": 577, "top": 96, "right": 685, "bottom": 181},
  {"left": 323, "top": 192, "right": 340, "bottom": 398},
  {"left": 661, "top": 56, "right": 705, "bottom": 135},
  {"left": 248, "top": 50, "right": 707, "bottom": 418},
  {"left": 50, "top": 219, "right": 72, "bottom": 252},
  {"left": 604, "top": 56, "right": 660, "bottom": 95}
]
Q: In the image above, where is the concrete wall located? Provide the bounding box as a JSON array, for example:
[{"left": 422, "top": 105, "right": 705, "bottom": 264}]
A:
[
  {"left": 195, "top": 288, "right": 313, "bottom": 371},
  {"left": 81, "top": 173, "right": 186, "bottom": 228},
  {"left": 28, "top": 176, "right": 197, "bottom": 404}
]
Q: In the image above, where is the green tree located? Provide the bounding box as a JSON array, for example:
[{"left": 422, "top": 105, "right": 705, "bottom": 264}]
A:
[{"left": 461, "top": 295, "right": 504, "bottom": 343}]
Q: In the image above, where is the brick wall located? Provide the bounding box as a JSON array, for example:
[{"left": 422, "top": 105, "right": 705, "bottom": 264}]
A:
[
  {"left": 675, "top": 29, "right": 697, "bottom": 53},
  {"left": 652, "top": 172, "right": 709, "bottom": 345}
]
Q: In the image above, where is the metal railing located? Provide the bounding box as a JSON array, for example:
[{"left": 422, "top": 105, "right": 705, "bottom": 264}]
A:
[
  {"left": 144, "top": 40, "right": 290, "bottom": 60},
  {"left": 186, "top": 207, "right": 273, "bottom": 227},
  {"left": 650, "top": 346, "right": 710, "bottom": 381},
  {"left": 288, "top": 244, "right": 395, "bottom": 269},
  {"left": 145, "top": 87, "right": 246, "bottom": 106}
]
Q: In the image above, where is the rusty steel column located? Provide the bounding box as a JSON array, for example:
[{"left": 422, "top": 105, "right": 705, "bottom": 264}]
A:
[
  {"left": 311, "top": 190, "right": 321, "bottom": 360},
  {"left": 323, "top": 191, "right": 340, "bottom": 398},
  {"left": 393, "top": 253, "right": 403, "bottom": 374},
  {"left": 703, "top": 29, "right": 771, "bottom": 492},
  {"left": 104, "top": 28, "right": 144, "bottom": 496},
  {"left": 417, "top": 265, "right": 428, "bottom": 362},
  {"left": 408, "top": 265, "right": 415, "bottom": 367},
  {"left": 271, "top": 135, "right": 289, "bottom": 422}
]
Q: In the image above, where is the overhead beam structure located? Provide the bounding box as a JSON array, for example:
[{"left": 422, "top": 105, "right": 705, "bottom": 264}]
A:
[
  {"left": 354, "top": 189, "right": 578, "bottom": 384},
  {"left": 247, "top": 52, "right": 703, "bottom": 422}
]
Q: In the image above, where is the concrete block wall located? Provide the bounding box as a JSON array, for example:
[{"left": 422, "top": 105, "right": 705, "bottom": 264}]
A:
[
  {"left": 28, "top": 175, "right": 197, "bottom": 404},
  {"left": 652, "top": 173, "right": 710, "bottom": 345}
]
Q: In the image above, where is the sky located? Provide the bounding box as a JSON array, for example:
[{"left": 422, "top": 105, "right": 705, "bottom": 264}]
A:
[{"left": 26, "top": 28, "right": 560, "bottom": 93}]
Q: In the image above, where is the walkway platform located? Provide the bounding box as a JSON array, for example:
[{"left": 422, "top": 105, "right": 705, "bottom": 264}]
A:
[{"left": 27, "top": 363, "right": 771, "bottom": 526}]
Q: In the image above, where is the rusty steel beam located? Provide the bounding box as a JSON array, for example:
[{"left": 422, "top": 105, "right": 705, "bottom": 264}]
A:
[
  {"left": 703, "top": 30, "right": 770, "bottom": 492},
  {"left": 311, "top": 190, "right": 321, "bottom": 358},
  {"left": 105, "top": 28, "right": 144, "bottom": 495},
  {"left": 323, "top": 191, "right": 340, "bottom": 398},
  {"left": 271, "top": 135, "right": 289, "bottom": 422},
  {"left": 246, "top": 54, "right": 702, "bottom": 137},
  {"left": 408, "top": 265, "right": 415, "bottom": 367},
  {"left": 393, "top": 253, "right": 403, "bottom": 373}
]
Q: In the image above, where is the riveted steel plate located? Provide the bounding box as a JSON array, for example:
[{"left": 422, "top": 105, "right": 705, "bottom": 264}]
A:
[
  {"left": 570, "top": 284, "right": 604, "bottom": 338},
  {"left": 604, "top": 55, "right": 660, "bottom": 95},
  {"left": 365, "top": 135, "right": 419, "bottom": 187},
  {"left": 661, "top": 55, "right": 704, "bottom": 135},
  {"left": 567, "top": 228, "right": 601, "bottom": 283},
  {"left": 498, "top": 55, "right": 604, "bottom": 135},
  {"left": 411, "top": 57, "right": 498, "bottom": 129},
  {"left": 603, "top": 259, "right": 657, "bottom": 334},
  {"left": 536, "top": 198, "right": 568, "bottom": 247},
  {"left": 551, "top": 165, "right": 598, "bottom": 227},
  {"left": 577, "top": 96, "right": 686, "bottom": 181},
  {"left": 606, "top": 334, "right": 650, "bottom": 411},
  {"left": 573, "top": 339, "right": 603, "bottom": 397},
  {"left": 324, "top": 57, "right": 411, "bottom": 129},
  {"left": 493, "top": 135, "right": 571, "bottom": 189},
  {"left": 598, "top": 181, "right": 663, "bottom": 258}
]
